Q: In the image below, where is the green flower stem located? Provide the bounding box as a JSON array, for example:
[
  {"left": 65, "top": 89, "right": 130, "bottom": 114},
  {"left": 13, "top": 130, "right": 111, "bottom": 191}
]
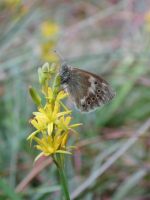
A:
[{"left": 57, "top": 155, "right": 70, "bottom": 200}]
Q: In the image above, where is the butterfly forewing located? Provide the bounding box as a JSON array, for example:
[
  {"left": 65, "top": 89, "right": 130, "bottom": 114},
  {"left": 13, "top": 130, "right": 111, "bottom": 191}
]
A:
[{"left": 64, "top": 67, "right": 115, "bottom": 112}]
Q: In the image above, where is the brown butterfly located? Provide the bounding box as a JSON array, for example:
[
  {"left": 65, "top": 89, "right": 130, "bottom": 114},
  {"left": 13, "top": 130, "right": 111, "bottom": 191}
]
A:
[{"left": 59, "top": 62, "right": 116, "bottom": 112}]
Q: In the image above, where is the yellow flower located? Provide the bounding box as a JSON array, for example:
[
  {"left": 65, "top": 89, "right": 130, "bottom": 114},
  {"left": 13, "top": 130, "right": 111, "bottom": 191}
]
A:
[
  {"left": 28, "top": 64, "right": 81, "bottom": 161},
  {"left": 41, "top": 22, "right": 60, "bottom": 37},
  {"left": 47, "top": 88, "right": 68, "bottom": 103},
  {"left": 44, "top": 102, "right": 71, "bottom": 135},
  {"left": 33, "top": 133, "right": 71, "bottom": 159},
  {"left": 40, "top": 21, "right": 60, "bottom": 62},
  {"left": 41, "top": 41, "right": 59, "bottom": 62},
  {"left": 31, "top": 115, "right": 48, "bottom": 132},
  {"left": 56, "top": 116, "right": 82, "bottom": 132},
  {"left": 28, "top": 103, "right": 71, "bottom": 140},
  {"left": 28, "top": 88, "right": 71, "bottom": 140}
]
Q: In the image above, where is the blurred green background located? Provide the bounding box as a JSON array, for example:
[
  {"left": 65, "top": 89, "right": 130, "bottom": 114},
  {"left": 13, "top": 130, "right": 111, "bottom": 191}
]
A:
[{"left": 0, "top": 0, "right": 150, "bottom": 200}]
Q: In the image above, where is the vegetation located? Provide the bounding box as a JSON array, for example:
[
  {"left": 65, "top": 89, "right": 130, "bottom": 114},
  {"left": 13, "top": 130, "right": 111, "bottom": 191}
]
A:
[{"left": 0, "top": 0, "right": 150, "bottom": 199}]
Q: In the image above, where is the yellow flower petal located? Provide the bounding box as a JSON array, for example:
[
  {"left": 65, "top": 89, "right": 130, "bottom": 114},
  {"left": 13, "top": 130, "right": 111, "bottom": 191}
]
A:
[
  {"left": 48, "top": 123, "right": 54, "bottom": 136},
  {"left": 34, "top": 152, "right": 44, "bottom": 162},
  {"left": 65, "top": 116, "right": 71, "bottom": 126},
  {"left": 70, "top": 123, "right": 82, "bottom": 128},
  {"left": 60, "top": 101, "right": 70, "bottom": 111},
  {"left": 27, "top": 130, "right": 40, "bottom": 140},
  {"left": 61, "top": 133, "right": 68, "bottom": 147},
  {"left": 56, "top": 91, "right": 68, "bottom": 100},
  {"left": 53, "top": 102, "right": 60, "bottom": 117},
  {"left": 56, "top": 150, "right": 72, "bottom": 155},
  {"left": 57, "top": 110, "right": 71, "bottom": 118},
  {"left": 47, "top": 87, "right": 53, "bottom": 101}
]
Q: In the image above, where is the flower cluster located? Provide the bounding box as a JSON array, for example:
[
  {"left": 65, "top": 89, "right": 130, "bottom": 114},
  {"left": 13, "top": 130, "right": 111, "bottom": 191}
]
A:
[
  {"left": 40, "top": 21, "right": 60, "bottom": 62},
  {"left": 28, "top": 62, "right": 81, "bottom": 161}
]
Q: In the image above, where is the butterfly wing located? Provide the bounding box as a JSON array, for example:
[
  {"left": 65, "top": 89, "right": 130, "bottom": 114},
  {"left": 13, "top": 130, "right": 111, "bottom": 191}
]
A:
[{"left": 64, "top": 67, "right": 115, "bottom": 112}]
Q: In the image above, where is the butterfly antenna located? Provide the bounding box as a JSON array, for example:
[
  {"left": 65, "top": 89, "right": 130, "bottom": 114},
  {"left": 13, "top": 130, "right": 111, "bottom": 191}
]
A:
[{"left": 53, "top": 49, "right": 66, "bottom": 63}]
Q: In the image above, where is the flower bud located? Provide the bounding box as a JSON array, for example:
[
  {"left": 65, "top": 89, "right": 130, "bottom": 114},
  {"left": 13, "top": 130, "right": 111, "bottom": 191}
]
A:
[{"left": 29, "top": 86, "right": 41, "bottom": 106}]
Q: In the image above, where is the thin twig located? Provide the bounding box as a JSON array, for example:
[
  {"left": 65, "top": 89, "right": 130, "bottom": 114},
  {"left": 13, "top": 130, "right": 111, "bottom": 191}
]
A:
[
  {"left": 71, "top": 118, "right": 150, "bottom": 199},
  {"left": 15, "top": 157, "right": 52, "bottom": 193}
]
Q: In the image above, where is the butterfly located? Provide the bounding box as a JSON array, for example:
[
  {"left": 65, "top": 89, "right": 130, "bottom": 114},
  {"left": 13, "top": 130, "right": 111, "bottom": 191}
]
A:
[{"left": 59, "top": 62, "right": 116, "bottom": 112}]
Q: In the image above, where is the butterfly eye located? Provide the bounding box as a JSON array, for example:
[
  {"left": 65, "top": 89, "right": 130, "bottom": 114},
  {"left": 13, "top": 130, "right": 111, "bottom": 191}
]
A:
[
  {"left": 96, "top": 94, "right": 100, "bottom": 98},
  {"left": 92, "top": 97, "right": 95, "bottom": 101},
  {"left": 97, "top": 89, "right": 101, "bottom": 93},
  {"left": 94, "top": 81, "right": 98, "bottom": 85}
]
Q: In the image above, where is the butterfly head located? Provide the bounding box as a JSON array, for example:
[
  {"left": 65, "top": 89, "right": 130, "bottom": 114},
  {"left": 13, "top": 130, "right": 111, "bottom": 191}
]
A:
[{"left": 59, "top": 63, "right": 71, "bottom": 84}]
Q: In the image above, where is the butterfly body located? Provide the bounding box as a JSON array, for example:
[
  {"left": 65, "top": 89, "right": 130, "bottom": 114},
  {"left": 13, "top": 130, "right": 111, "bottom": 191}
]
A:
[{"left": 59, "top": 63, "right": 115, "bottom": 112}]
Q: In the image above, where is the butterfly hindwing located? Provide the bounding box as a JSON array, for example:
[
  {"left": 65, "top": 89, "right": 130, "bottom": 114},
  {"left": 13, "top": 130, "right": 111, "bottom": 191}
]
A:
[{"left": 64, "top": 67, "right": 115, "bottom": 112}]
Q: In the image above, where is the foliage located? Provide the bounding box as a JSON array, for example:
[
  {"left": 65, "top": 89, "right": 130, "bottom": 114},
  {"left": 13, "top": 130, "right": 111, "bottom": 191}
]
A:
[{"left": 0, "top": 0, "right": 150, "bottom": 200}]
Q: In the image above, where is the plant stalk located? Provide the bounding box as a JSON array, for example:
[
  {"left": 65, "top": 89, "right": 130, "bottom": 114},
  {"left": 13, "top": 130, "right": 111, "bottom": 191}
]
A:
[{"left": 57, "top": 155, "right": 70, "bottom": 200}]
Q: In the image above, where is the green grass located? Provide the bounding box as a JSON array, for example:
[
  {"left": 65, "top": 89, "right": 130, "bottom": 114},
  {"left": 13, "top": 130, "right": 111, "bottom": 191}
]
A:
[{"left": 0, "top": 0, "right": 150, "bottom": 200}]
